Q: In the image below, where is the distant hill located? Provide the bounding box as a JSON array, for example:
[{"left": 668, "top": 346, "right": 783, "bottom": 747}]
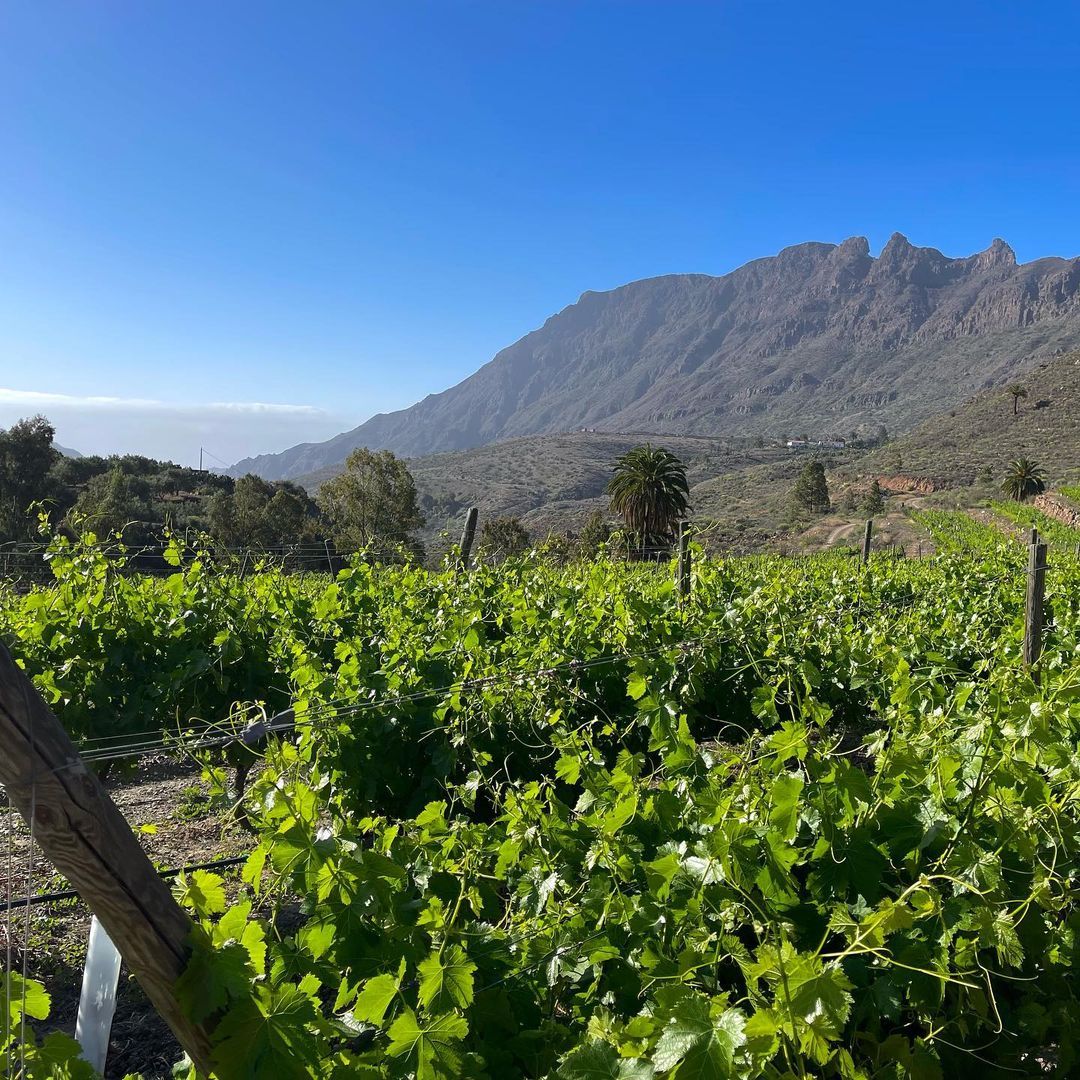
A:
[
  {"left": 232, "top": 233, "right": 1080, "bottom": 481},
  {"left": 298, "top": 431, "right": 855, "bottom": 553},
  {"left": 858, "top": 349, "right": 1080, "bottom": 487},
  {"left": 53, "top": 443, "right": 83, "bottom": 458}
]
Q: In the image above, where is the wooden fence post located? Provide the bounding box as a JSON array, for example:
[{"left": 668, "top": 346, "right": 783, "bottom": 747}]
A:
[
  {"left": 862, "top": 519, "right": 873, "bottom": 563},
  {"left": 0, "top": 642, "right": 216, "bottom": 1075},
  {"left": 676, "top": 520, "right": 692, "bottom": 599},
  {"left": 1024, "top": 534, "right": 1048, "bottom": 676},
  {"left": 458, "top": 507, "right": 479, "bottom": 571}
]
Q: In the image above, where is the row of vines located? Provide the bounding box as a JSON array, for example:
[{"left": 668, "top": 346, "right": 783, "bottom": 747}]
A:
[{"left": 3, "top": 528, "right": 1080, "bottom": 1078}]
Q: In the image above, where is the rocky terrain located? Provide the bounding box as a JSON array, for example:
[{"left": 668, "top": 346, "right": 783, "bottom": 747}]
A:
[{"left": 234, "top": 234, "right": 1080, "bottom": 481}]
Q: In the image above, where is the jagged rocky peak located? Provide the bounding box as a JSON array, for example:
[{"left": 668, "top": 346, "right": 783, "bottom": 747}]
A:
[
  {"left": 879, "top": 231, "right": 916, "bottom": 259},
  {"left": 870, "top": 232, "right": 976, "bottom": 287},
  {"left": 869, "top": 232, "right": 918, "bottom": 280},
  {"left": 836, "top": 235, "right": 871, "bottom": 258},
  {"left": 822, "top": 235, "right": 873, "bottom": 289},
  {"left": 974, "top": 237, "right": 1017, "bottom": 270}
]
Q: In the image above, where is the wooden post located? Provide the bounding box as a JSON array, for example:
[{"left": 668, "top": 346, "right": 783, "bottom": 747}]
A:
[
  {"left": 862, "top": 519, "right": 873, "bottom": 563},
  {"left": 324, "top": 538, "right": 336, "bottom": 574},
  {"left": 458, "top": 506, "right": 479, "bottom": 571},
  {"left": 676, "top": 520, "right": 691, "bottom": 598},
  {"left": 1024, "top": 535, "right": 1048, "bottom": 676},
  {"left": 0, "top": 642, "right": 215, "bottom": 1074}
]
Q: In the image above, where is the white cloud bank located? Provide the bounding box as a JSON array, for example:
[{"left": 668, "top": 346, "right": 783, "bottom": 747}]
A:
[{"left": 0, "top": 388, "right": 350, "bottom": 467}]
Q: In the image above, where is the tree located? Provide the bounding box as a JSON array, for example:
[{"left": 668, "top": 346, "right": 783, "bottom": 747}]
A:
[
  {"left": 1007, "top": 383, "right": 1028, "bottom": 415},
  {"left": 607, "top": 445, "right": 689, "bottom": 555},
  {"left": 1000, "top": 457, "right": 1046, "bottom": 502},
  {"left": 477, "top": 516, "right": 530, "bottom": 562},
  {"left": 70, "top": 467, "right": 153, "bottom": 541},
  {"left": 0, "top": 415, "right": 59, "bottom": 541},
  {"left": 862, "top": 480, "right": 886, "bottom": 515},
  {"left": 577, "top": 509, "right": 611, "bottom": 557},
  {"left": 208, "top": 475, "right": 322, "bottom": 549},
  {"left": 316, "top": 448, "right": 423, "bottom": 552},
  {"left": 792, "top": 460, "right": 831, "bottom": 514}
]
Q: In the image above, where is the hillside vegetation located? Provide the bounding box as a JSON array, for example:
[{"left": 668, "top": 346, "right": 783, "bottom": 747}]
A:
[
  {"left": 858, "top": 349, "right": 1080, "bottom": 487},
  {"left": 298, "top": 433, "right": 862, "bottom": 551}
]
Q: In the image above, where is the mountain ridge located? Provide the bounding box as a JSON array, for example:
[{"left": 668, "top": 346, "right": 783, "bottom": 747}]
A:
[{"left": 230, "top": 234, "right": 1080, "bottom": 481}]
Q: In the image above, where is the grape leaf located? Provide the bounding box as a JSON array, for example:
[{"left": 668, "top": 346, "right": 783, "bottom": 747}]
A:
[
  {"left": 386, "top": 1009, "right": 468, "bottom": 1080},
  {"left": 418, "top": 945, "right": 476, "bottom": 1013},
  {"left": 652, "top": 997, "right": 746, "bottom": 1078}
]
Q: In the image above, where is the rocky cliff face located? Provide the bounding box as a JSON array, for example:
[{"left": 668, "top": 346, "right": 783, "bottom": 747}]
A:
[{"left": 231, "top": 235, "right": 1080, "bottom": 481}]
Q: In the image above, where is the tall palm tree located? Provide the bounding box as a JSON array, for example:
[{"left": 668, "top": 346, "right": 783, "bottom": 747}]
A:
[
  {"left": 1000, "top": 457, "right": 1046, "bottom": 501},
  {"left": 607, "top": 444, "right": 689, "bottom": 555},
  {"left": 1007, "top": 383, "right": 1028, "bottom": 415}
]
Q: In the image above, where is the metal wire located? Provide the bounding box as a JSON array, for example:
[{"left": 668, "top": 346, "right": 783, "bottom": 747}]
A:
[{"left": 10, "top": 854, "right": 249, "bottom": 912}]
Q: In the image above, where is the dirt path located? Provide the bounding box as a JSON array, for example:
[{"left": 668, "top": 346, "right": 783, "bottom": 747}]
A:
[{"left": 825, "top": 522, "right": 859, "bottom": 546}]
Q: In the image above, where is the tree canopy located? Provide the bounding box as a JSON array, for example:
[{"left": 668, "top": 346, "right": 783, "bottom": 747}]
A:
[
  {"left": 0, "top": 415, "right": 59, "bottom": 541},
  {"left": 477, "top": 516, "right": 531, "bottom": 562},
  {"left": 1000, "top": 457, "right": 1046, "bottom": 502},
  {"left": 70, "top": 467, "right": 153, "bottom": 542},
  {"left": 1007, "top": 383, "right": 1028, "bottom": 415},
  {"left": 607, "top": 445, "right": 689, "bottom": 553},
  {"left": 792, "top": 460, "right": 831, "bottom": 514},
  {"left": 316, "top": 448, "right": 424, "bottom": 553},
  {"left": 207, "top": 475, "right": 322, "bottom": 549}
]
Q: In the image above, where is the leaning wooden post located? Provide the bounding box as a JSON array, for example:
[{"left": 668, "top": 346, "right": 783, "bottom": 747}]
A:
[
  {"left": 1024, "top": 533, "right": 1048, "bottom": 677},
  {"left": 862, "top": 519, "right": 873, "bottom": 563},
  {"left": 0, "top": 642, "right": 216, "bottom": 1075},
  {"left": 458, "top": 506, "right": 479, "bottom": 572},
  {"left": 676, "top": 520, "right": 692, "bottom": 599}
]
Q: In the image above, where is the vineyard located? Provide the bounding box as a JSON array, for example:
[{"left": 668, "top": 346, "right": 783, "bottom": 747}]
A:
[{"left": 3, "top": 518, "right": 1080, "bottom": 1078}]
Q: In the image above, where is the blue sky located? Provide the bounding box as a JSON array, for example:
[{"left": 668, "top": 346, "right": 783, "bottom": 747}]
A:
[{"left": 1, "top": 1, "right": 1078, "bottom": 464}]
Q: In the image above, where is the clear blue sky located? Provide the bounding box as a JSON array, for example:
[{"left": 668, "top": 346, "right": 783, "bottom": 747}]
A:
[{"left": 1, "top": 1, "right": 1078, "bottom": 464}]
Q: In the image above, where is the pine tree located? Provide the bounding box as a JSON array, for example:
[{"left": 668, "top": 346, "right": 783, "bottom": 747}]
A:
[
  {"left": 792, "top": 460, "right": 830, "bottom": 514},
  {"left": 862, "top": 480, "right": 885, "bottom": 515}
]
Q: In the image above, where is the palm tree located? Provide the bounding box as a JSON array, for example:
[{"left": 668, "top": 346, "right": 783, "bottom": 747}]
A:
[
  {"left": 1000, "top": 457, "right": 1046, "bottom": 501},
  {"left": 1007, "top": 383, "right": 1028, "bottom": 415},
  {"left": 607, "top": 444, "right": 689, "bottom": 556}
]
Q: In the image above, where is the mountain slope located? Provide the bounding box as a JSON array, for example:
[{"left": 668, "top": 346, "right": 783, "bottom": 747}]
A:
[
  {"left": 232, "top": 234, "right": 1080, "bottom": 481},
  {"left": 857, "top": 349, "right": 1080, "bottom": 487}
]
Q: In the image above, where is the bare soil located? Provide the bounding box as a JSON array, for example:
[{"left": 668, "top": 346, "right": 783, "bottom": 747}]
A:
[{"left": 3, "top": 757, "right": 251, "bottom": 1078}]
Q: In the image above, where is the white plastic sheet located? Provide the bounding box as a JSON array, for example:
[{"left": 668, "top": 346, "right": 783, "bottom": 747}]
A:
[{"left": 75, "top": 915, "right": 122, "bottom": 1074}]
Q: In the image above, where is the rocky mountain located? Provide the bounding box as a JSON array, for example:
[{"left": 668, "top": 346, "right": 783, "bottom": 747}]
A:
[{"left": 231, "top": 234, "right": 1080, "bottom": 481}]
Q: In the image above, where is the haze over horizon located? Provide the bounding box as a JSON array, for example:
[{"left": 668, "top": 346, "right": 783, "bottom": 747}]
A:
[{"left": 2, "top": 1, "right": 1079, "bottom": 465}]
